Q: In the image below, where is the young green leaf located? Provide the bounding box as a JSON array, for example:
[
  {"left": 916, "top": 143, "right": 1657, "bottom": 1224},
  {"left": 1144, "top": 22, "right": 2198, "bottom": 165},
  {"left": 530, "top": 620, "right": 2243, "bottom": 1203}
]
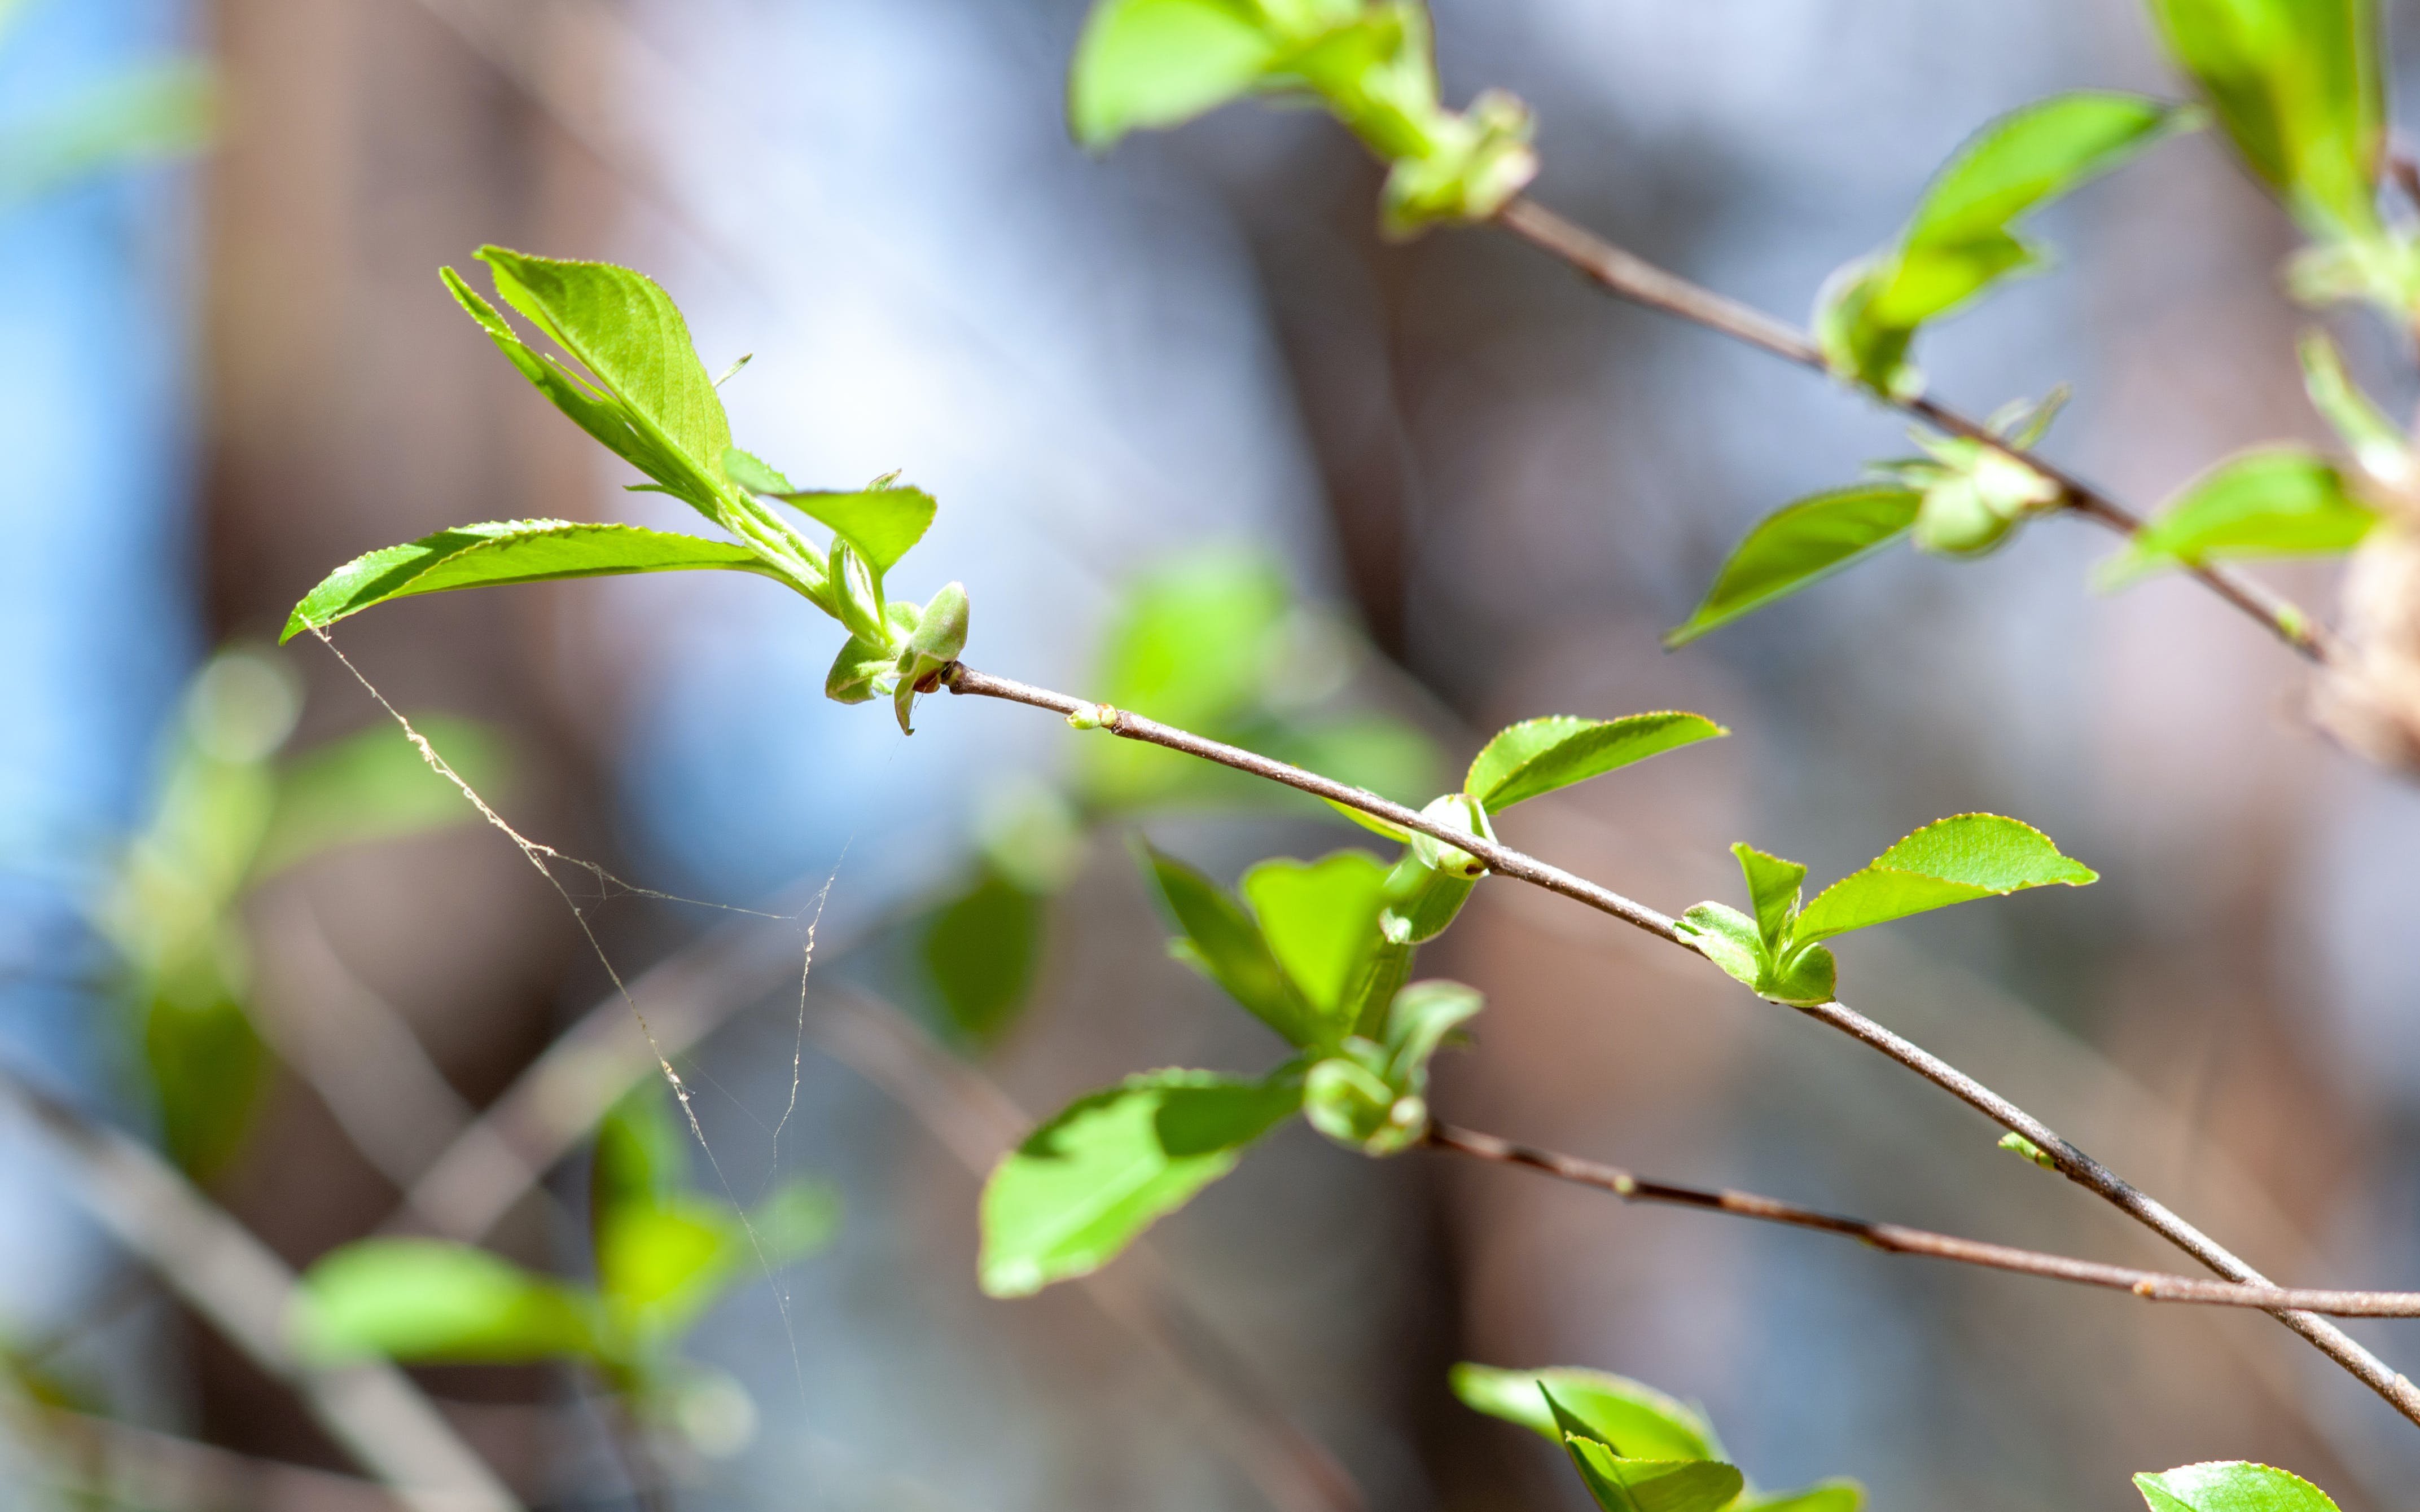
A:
[
  {"left": 1303, "top": 1053, "right": 1413, "bottom": 1153},
  {"left": 292, "top": 1240, "right": 600, "bottom": 1365},
  {"left": 2097, "top": 449, "right": 2378, "bottom": 588},
  {"left": 1380, "top": 978, "right": 1481, "bottom": 1088},
  {"left": 1998, "top": 1131, "right": 2059, "bottom": 1170},
  {"left": 1240, "top": 851, "right": 1390, "bottom": 1038},
  {"left": 1666, "top": 487, "right": 1923, "bottom": 646},
  {"left": 2134, "top": 1462, "right": 2341, "bottom": 1512},
  {"left": 1817, "top": 93, "right": 2187, "bottom": 391},
  {"left": 1677, "top": 903, "right": 1768, "bottom": 993},
  {"left": 979, "top": 1068, "right": 1302, "bottom": 1296},
  {"left": 923, "top": 869, "right": 1046, "bottom": 1045},
  {"left": 720, "top": 446, "right": 793, "bottom": 496},
  {"left": 2146, "top": 0, "right": 2383, "bottom": 238},
  {"left": 774, "top": 483, "right": 939, "bottom": 581},
  {"left": 282, "top": 520, "right": 777, "bottom": 642},
  {"left": 1463, "top": 713, "right": 1727, "bottom": 811},
  {"left": 2298, "top": 331, "right": 2411, "bottom": 486},
  {"left": 1143, "top": 843, "right": 1323, "bottom": 1046},
  {"left": 1068, "top": 0, "right": 1279, "bottom": 149},
  {"left": 1449, "top": 1364, "right": 1724, "bottom": 1461},
  {"left": 143, "top": 995, "right": 265, "bottom": 1180},
  {"left": 251, "top": 716, "right": 506, "bottom": 879},
  {"left": 1545, "top": 1389, "right": 1746, "bottom": 1512},
  {"left": 598, "top": 1197, "right": 744, "bottom": 1337},
  {"left": 1790, "top": 814, "right": 2097, "bottom": 946},
  {"left": 893, "top": 582, "right": 971, "bottom": 735},
  {"left": 1731, "top": 843, "right": 1805, "bottom": 956},
  {"left": 476, "top": 247, "right": 735, "bottom": 504}
]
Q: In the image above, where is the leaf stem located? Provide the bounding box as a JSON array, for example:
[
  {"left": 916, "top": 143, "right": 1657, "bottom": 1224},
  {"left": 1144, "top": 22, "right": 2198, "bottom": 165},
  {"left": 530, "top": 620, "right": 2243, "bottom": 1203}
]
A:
[
  {"left": 1492, "top": 196, "right": 2343, "bottom": 666},
  {"left": 941, "top": 661, "right": 2420, "bottom": 1426},
  {"left": 1422, "top": 1120, "right": 2420, "bottom": 1315}
]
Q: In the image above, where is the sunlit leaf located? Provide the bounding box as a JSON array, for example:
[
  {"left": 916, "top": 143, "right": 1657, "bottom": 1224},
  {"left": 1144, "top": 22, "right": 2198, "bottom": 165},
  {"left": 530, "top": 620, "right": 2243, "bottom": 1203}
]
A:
[
  {"left": 1380, "top": 978, "right": 1482, "bottom": 1086},
  {"left": 773, "top": 482, "right": 937, "bottom": 581},
  {"left": 2298, "top": 331, "right": 2412, "bottom": 486},
  {"left": 2146, "top": 0, "right": 2383, "bottom": 236},
  {"left": 2135, "top": 1461, "right": 2342, "bottom": 1512},
  {"left": 1450, "top": 1364, "right": 1725, "bottom": 1460},
  {"left": 1545, "top": 1390, "right": 1744, "bottom": 1512},
  {"left": 1738, "top": 1482, "right": 1865, "bottom": 1512},
  {"left": 281, "top": 520, "right": 777, "bottom": 641},
  {"left": 1240, "top": 851, "right": 1389, "bottom": 1038},
  {"left": 1667, "top": 487, "right": 1923, "bottom": 647},
  {"left": 978, "top": 1069, "right": 1301, "bottom": 1296},
  {"left": 1142, "top": 843, "right": 1322, "bottom": 1047},
  {"left": 251, "top": 716, "right": 506, "bottom": 878},
  {"left": 2097, "top": 448, "right": 2378, "bottom": 587},
  {"left": 293, "top": 1240, "right": 600, "bottom": 1365},
  {"left": 1465, "top": 713, "right": 1726, "bottom": 811},
  {"left": 1068, "top": 0, "right": 1279, "bottom": 149},
  {"left": 1791, "top": 814, "right": 2096, "bottom": 945},
  {"left": 1731, "top": 843, "right": 1805, "bottom": 957},
  {"left": 598, "top": 1198, "right": 739, "bottom": 1328}
]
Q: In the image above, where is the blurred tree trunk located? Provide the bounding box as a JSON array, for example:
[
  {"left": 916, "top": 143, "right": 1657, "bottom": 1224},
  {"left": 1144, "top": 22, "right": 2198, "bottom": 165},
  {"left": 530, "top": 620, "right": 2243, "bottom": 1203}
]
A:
[{"left": 193, "top": 0, "right": 618, "bottom": 1479}]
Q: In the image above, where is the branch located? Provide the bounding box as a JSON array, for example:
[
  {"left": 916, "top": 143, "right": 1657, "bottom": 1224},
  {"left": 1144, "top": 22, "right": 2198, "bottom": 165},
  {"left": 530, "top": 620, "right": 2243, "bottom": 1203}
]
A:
[
  {"left": 0, "top": 1061, "right": 521, "bottom": 1512},
  {"left": 940, "top": 661, "right": 2420, "bottom": 1426},
  {"left": 1423, "top": 1122, "right": 2420, "bottom": 1316},
  {"left": 1492, "top": 196, "right": 2342, "bottom": 666}
]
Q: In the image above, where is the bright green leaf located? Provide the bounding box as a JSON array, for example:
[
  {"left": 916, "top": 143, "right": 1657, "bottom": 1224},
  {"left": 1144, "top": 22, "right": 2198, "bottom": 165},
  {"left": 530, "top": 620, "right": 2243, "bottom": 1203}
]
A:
[
  {"left": 1068, "top": 0, "right": 1279, "bottom": 149},
  {"left": 2145, "top": 0, "right": 2383, "bottom": 237},
  {"left": 1678, "top": 903, "right": 1766, "bottom": 991},
  {"left": 2297, "top": 331, "right": 2411, "bottom": 486},
  {"left": 923, "top": 869, "right": 1046, "bottom": 1045},
  {"left": 1450, "top": 1364, "right": 1724, "bottom": 1461},
  {"left": 1738, "top": 1482, "right": 1865, "bottom": 1512},
  {"left": 476, "top": 247, "right": 735, "bottom": 506},
  {"left": 1142, "top": 843, "right": 1322, "bottom": 1047},
  {"left": 598, "top": 1198, "right": 739, "bottom": 1328},
  {"left": 1666, "top": 487, "right": 1923, "bottom": 647},
  {"left": 594, "top": 1084, "right": 688, "bottom": 1218},
  {"left": 1546, "top": 1390, "right": 1745, "bottom": 1512},
  {"left": 251, "top": 716, "right": 507, "bottom": 878},
  {"left": 1095, "top": 552, "right": 1287, "bottom": 731},
  {"left": 1998, "top": 1131, "right": 2059, "bottom": 1170},
  {"left": 1240, "top": 851, "right": 1389, "bottom": 1035},
  {"left": 775, "top": 483, "right": 938, "bottom": 581},
  {"left": 1792, "top": 814, "right": 2097, "bottom": 946},
  {"left": 1303, "top": 1053, "right": 1411, "bottom": 1153},
  {"left": 2098, "top": 448, "right": 2378, "bottom": 587},
  {"left": 1464, "top": 713, "right": 1727, "bottom": 811},
  {"left": 978, "top": 1068, "right": 1301, "bottom": 1296},
  {"left": 720, "top": 447, "right": 793, "bottom": 496},
  {"left": 1731, "top": 843, "right": 1804, "bottom": 957},
  {"left": 293, "top": 1240, "right": 599, "bottom": 1365},
  {"left": 1381, "top": 978, "right": 1482, "bottom": 1087},
  {"left": 2135, "top": 1461, "right": 2342, "bottom": 1512},
  {"left": 281, "top": 520, "right": 777, "bottom": 641}
]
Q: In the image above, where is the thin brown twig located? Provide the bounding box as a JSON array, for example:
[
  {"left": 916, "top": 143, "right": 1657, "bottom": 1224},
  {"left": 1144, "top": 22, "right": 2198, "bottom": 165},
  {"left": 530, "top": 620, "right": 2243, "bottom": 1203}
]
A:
[
  {"left": 1492, "top": 196, "right": 2343, "bottom": 666},
  {"left": 939, "top": 661, "right": 2420, "bottom": 1426},
  {"left": 1422, "top": 1121, "right": 2420, "bottom": 1316}
]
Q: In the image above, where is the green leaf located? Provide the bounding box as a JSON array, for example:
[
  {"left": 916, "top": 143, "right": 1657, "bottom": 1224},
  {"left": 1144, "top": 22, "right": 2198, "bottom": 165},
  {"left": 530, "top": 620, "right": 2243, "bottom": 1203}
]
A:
[
  {"left": 2145, "top": 0, "right": 2383, "bottom": 237},
  {"left": 923, "top": 869, "right": 1046, "bottom": 1045},
  {"left": 2135, "top": 1462, "right": 2342, "bottom": 1512},
  {"left": 1678, "top": 903, "right": 1766, "bottom": 991},
  {"left": 282, "top": 520, "right": 776, "bottom": 641},
  {"left": 144, "top": 995, "right": 265, "bottom": 1180},
  {"left": 1380, "top": 978, "right": 1482, "bottom": 1087},
  {"left": 1303, "top": 1053, "right": 1413, "bottom": 1153},
  {"left": 2097, "top": 448, "right": 2378, "bottom": 588},
  {"left": 1791, "top": 814, "right": 2097, "bottom": 946},
  {"left": 1449, "top": 1364, "right": 1723, "bottom": 1460},
  {"left": 476, "top": 247, "right": 735, "bottom": 508},
  {"left": 1738, "top": 1483, "right": 1865, "bottom": 1512},
  {"left": 2298, "top": 331, "right": 2411, "bottom": 486},
  {"left": 1068, "top": 0, "right": 1279, "bottom": 149},
  {"left": 1731, "top": 843, "right": 1804, "bottom": 957},
  {"left": 251, "top": 716, "right": 506, "bottom": 878},
  {"left": 1545, "top": 1390, "right": 1744, "bottom": 1512},
  {"left": 720, "top": 447, "right": 793, "bottom": 496},
  {"left": 0, "top": 58, "right": 213, "bottom": 209},
  {"left": 293, "top": 1240, "right": 599, "bottom": 1365},
  {"left": 1666, "top": 487, "right": 1923, "bottom": 647},
  {"left": 774, "top": 483, "right": 938, "bottom": 581},
  {"left": 594, "top": 1084, "right": 690, "bottom": 1217},
  {"left": 1240, "top": 851, "right": 1389, "bottom": 1038},
  {"left": 1817, "top": 94, "right": 2185, "bottom": 390},
  {"left": 1095, "top": 552, "right": 1288, "bottom": 731},
  {"left": 979, "top": 1068, "right": 1301, "bottom": 1296},
  {"left": 1998, "top": 1131, "right": 2059, "bottom": 1170},
  {"left": 1464, "top": 713, "right": 1727, "bottom": 811},
  {"left": 1143, "top": 843, "right": 1321, "bottom": 1047},
  {"left": 598, "top": 1197, "right": 741, "bottom": 1329}
]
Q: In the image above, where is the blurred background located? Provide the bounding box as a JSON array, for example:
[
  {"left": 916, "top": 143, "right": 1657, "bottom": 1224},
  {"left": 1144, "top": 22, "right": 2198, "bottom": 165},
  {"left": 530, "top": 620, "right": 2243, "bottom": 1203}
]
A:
[{"left": 7, "top": 0, "right": 2420, "bottom": 1508}]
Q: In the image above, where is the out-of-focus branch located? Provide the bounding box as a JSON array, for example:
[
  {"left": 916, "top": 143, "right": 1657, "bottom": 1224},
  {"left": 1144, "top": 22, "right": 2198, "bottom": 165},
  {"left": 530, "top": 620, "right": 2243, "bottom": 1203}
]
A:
[
  {"left": 1492, "top": 196, "right": 2343, "bottom": 666},
  {"left": 0, "top": 1061, "right": 521, "bottom": 1512},
  {"left": 7, "top": 1398, "right": 404, "bottom": 1512},
  {"left": 939, "top": 661, "right": 2420, "bottom": 1427}
]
